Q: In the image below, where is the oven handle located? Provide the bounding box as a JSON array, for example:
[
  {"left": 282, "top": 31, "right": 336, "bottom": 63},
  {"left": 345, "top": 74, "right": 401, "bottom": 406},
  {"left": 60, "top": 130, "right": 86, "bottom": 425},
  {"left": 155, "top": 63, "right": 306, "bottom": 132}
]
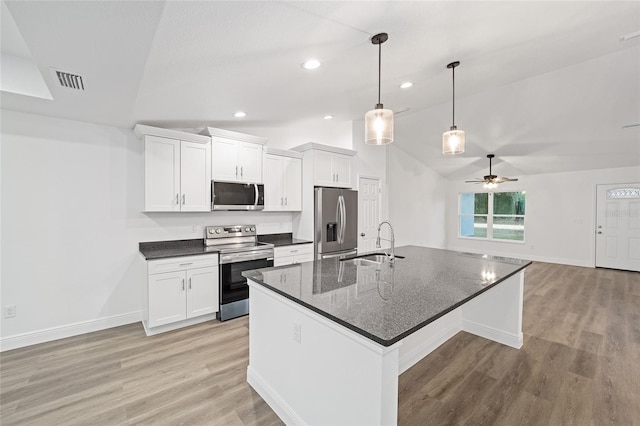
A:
[{"left": 220, "top": 252, "right": 274, "bottom": 265}]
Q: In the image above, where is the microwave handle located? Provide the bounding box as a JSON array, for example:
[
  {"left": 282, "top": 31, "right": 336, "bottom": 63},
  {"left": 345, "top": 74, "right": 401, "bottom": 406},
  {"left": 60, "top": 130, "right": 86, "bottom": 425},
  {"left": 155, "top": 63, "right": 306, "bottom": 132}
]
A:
[{"left": 254, "top": 184, "right": 259, "bottom": 206}]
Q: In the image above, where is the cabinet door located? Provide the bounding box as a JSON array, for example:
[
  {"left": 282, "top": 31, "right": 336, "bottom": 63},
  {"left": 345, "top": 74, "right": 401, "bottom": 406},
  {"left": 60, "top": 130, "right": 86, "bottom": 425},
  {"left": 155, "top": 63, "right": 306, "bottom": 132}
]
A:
[
  {"left": 264, "top": 155, "right": 284, "bottom": 211},
  {"left": 332, "top": 155, "right": 351, "bottom": 188},
  {"left": 186, "top": 266, "right": 219, "bottom": 318},
  {"left": 212, "top": 137, "right": 239, "bottom": 181},
  {"left": 144, "top": 136, "right": 181, "bottom": 212},
  {"left": 180, "top": 141, "right": 212, "bottom": 212},
  {"left": 238, "top": 142, "right": 263, "bottom": 183},
  {"left": 148, "top": 271, "right": 187, "bottom": 327},
  {"left": 313, "top": 150, "right": 335, "bottom": 187},
  {"left": 282, "top": 157, "right": 302, "bottom": 211}
]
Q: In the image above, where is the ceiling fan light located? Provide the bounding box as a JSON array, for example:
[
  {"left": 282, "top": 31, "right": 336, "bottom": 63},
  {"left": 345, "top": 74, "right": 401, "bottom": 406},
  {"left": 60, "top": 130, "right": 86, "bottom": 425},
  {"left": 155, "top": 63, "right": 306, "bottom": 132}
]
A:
[
  {"left": 365, "top": 107, "right": 394, "bottom": 145},
  {"left": 442, "top": 128, "right": 465, "bottom": 155}
]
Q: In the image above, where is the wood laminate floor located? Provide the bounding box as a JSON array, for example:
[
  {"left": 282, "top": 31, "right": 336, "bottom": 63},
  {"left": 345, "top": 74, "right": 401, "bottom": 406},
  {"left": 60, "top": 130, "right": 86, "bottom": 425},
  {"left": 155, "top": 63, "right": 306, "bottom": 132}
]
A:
[{"left": 1, "top": 262, "right": 638, "bottom": 425}]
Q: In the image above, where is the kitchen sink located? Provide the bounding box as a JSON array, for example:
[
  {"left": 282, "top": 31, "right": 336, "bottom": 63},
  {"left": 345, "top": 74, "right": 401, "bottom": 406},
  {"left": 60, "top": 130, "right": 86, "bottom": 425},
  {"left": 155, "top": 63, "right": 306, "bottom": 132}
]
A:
[{"left": 340, "top": 252, "right": 405, "bottom": 266}]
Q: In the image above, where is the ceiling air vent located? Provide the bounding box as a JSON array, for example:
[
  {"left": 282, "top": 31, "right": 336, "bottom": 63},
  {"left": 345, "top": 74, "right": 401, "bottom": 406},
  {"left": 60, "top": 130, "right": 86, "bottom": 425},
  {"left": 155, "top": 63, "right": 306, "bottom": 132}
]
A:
[{"left": 54, "top": 70, "right": 85, "bottom": 90}]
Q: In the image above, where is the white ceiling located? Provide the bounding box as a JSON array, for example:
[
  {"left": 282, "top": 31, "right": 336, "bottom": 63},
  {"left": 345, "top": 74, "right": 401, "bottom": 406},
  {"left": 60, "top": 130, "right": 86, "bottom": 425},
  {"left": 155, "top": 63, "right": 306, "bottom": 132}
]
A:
[{"left": 1, "top": 1, "right": 639, "bottom": 179}]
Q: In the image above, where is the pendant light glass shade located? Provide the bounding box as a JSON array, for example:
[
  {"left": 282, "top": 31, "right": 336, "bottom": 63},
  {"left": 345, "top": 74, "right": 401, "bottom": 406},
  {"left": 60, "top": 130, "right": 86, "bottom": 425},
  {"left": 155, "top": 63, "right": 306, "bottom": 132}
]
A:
[
  {"left": 365, "top": 106, "right": 394, "bottom": 145},
  {"left": 365, "top": 33, "right": 393, "bottom": 145},
  {"left": 442, "top": 126, "right": 465, "bottom": 155},
  {"left": 443, "top": 61, "right": 464, "bottom": 155}
]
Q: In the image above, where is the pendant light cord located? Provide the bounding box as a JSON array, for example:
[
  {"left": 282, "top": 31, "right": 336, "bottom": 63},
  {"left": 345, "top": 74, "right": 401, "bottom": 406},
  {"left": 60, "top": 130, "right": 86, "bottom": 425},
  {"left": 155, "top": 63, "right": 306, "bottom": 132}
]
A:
[
  {"left": 378, "top": 42, "right": 382, "bottom": 105},
  {"left": 451, "top": 65, "right": 455, "bottom": 127}
]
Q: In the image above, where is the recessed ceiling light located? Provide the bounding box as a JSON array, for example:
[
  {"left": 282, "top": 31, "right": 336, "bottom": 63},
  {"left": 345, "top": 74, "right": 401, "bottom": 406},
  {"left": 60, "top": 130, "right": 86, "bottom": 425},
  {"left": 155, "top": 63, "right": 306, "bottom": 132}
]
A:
[
  {"left": 233, "top": 111, "right": 246, "bottom": 118},
  {"left": 323, "top": 115, "right": 334, "bottom": 120},
  {"left": 400, "top": 82, "right": 413, "bottom": 89},
  {"left": 302, "top": 59, "right": 321, "bottom": 70}
]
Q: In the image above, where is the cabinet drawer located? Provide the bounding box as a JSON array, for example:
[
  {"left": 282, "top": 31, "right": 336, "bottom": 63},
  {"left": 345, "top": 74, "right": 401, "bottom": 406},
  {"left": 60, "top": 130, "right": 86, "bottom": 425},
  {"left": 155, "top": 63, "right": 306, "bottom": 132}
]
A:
[
  {"left": 148, "top": 254, "right": 219, "bottom": 275},
  {"left": 274, "top": 244, "right": 313, "bottom": 258}
]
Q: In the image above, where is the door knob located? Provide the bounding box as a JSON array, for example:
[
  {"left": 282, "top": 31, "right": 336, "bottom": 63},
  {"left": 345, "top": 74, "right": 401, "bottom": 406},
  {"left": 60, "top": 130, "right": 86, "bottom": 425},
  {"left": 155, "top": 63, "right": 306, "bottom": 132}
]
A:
[{"left": 360, "top": 233, "right": 365, "bottom": 237}]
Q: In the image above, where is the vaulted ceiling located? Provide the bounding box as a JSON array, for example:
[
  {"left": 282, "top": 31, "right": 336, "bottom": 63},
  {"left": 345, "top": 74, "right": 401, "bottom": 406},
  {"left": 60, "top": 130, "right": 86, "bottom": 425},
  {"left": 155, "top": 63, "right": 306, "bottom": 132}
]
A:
[{"left": 1, "top": 1, "right": 638, "bottom": 179}]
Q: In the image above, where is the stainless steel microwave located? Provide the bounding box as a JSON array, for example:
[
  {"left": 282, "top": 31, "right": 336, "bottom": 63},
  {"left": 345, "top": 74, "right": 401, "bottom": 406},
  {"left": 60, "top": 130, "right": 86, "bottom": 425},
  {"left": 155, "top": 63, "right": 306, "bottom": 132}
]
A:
[{"left": 211, "top": 181, "right": 264, "bottom": 211}]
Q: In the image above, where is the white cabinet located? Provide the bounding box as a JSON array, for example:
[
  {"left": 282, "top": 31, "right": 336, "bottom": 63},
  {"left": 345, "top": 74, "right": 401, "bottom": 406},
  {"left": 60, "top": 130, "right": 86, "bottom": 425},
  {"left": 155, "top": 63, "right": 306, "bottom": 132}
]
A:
[
  {"left": 273, "top": 243, "right": 314, "bottom": 267},
  {"left": 264, "top": 153, "right": 302, "bottom": 211},
  {"left": 211, "top": 137, "right": 263, "bottom": 183},
  {"left": 202, "top": 127, "right": 267, "bottom": 184},
  {"left": 146, "top": 254, "right": 219, "bottom": 331},
  {"left": 135, "top": 125, "right": 211, "bottom": 212},
  {"left": 314, "top": 150, "right": 352, "bottom": 188}
]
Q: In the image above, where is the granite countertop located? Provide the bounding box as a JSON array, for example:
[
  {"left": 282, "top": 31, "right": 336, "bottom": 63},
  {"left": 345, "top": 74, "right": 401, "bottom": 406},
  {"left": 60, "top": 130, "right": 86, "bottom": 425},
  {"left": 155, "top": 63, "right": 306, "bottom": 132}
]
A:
[
  {"left": 243, "top": 245, "right": 531, "bottom": 347},
  {"left": 257, "top": 233, "right": 313, "bottom": 247},
  {"left": 139, "top": 239, "right": 219, "bottom": 260}
]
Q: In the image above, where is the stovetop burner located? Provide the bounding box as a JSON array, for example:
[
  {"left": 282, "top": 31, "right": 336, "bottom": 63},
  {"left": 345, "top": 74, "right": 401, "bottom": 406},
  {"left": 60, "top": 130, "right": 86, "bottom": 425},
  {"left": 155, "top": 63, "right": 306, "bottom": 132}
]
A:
[{"left": 204, "top": 225, "right": 273, "bottom": 253}]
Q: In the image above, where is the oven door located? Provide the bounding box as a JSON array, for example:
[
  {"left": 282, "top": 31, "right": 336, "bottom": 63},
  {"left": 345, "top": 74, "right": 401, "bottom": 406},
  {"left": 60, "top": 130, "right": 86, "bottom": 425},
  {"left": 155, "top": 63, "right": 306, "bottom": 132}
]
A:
[{"left": 220, "top": 257, "right": 273, "bottom": 305}]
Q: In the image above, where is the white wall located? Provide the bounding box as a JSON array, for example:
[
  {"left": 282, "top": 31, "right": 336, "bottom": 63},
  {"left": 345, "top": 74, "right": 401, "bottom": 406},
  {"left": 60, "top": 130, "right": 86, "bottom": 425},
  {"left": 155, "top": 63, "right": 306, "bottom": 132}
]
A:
[
  {"left": 386, "top": 144, "right": 448, "bottom": 249},
  {"left": 0, "top": 110, "right": 296, "bottom": 349},
  {"left": 446, "top": 166, "right": 640, "bottom": 267}
]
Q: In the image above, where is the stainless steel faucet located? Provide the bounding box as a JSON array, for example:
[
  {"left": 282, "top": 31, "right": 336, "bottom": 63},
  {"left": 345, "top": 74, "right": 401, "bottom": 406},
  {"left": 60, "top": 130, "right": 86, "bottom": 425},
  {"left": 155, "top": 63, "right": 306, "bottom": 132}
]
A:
[{"left": 376, "top": 220, "right": 395, "bottom": 262}]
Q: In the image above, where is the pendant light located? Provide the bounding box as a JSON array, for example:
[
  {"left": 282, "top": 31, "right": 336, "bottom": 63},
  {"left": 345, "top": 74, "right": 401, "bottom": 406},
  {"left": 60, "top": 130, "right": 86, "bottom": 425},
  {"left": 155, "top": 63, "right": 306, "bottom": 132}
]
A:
[
  {"left": 442, "top": 61, "right": 465, "bottom": 155},
  {"left": 365, "top": 33, "right": 393, "bottom": 145}
]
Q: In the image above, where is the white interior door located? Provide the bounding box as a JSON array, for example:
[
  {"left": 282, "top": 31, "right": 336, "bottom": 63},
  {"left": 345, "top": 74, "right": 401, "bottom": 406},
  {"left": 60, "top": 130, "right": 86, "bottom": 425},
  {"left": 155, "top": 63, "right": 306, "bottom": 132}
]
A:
[
  {"left": 358, "top": 176, "right": 381, "bottom": 254},
  {"left": 595, "top": 183, "right": 640, "bottom": 272}
]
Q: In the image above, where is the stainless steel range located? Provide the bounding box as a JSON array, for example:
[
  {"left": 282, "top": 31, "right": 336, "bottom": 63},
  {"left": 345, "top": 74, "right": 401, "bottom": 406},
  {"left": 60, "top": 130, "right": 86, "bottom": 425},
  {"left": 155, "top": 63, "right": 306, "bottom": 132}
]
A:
[{"left": 205, "top": 225, "right": 274, "bottom": 321}]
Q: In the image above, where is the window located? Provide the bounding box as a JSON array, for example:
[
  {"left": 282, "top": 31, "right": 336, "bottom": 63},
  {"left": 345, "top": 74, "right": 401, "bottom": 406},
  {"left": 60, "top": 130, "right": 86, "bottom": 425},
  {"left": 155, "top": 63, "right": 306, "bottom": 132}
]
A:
[{"left": 459, "top": 191, "right": 526, "bottom": 241}]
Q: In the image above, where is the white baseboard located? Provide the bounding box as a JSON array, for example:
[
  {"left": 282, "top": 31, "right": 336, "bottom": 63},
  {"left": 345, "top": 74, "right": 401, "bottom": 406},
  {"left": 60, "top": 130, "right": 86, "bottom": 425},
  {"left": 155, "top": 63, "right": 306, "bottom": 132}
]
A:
[
  {"left": 247, "top": 366, "right": 304, "bottom": 426},
  {"left": 0, "top": 311, "right": 143, "bottom": 352},
  {"left": 462, "top": 318, "right": 523, "bottom": 349},
  {"left": 142, "top": 313, "right": 218, "bottom": 336}
]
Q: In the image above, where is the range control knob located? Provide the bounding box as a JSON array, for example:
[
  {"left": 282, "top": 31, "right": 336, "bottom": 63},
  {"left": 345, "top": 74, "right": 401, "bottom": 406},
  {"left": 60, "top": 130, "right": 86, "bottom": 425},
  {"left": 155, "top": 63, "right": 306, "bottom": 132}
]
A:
[
  {"left": 245, "top": 227, "right": 250, "bottom": 232},
  {"left": 215, "top": 229, "right": 221, "bottom": 234},
  {"left": 250, "top": 227, "right": 255, "bottom": 232},
  {"left": 208, "top": 229, "right": 214, "bottom": 234}
]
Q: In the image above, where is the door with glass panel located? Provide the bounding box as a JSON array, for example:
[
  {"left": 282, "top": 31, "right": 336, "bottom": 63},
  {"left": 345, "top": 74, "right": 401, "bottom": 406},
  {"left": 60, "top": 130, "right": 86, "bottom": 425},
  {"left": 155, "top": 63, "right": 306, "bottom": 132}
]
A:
[{"left": 595, "top": 183, "right": 640, "bottom": 272}]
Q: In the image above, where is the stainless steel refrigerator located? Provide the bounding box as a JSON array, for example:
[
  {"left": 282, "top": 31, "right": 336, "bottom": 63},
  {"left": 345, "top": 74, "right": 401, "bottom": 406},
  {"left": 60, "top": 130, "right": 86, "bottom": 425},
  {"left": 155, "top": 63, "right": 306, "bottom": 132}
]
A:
[{"left": 314, "top": 187, "right": 358, "bottom": 259}]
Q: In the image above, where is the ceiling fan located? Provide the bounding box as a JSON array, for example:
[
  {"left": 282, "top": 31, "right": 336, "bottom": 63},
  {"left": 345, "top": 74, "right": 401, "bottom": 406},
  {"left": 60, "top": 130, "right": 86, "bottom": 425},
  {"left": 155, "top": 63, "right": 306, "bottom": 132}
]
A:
[{"left": 465, "top": 154, "right": 518, "bottom": 189}]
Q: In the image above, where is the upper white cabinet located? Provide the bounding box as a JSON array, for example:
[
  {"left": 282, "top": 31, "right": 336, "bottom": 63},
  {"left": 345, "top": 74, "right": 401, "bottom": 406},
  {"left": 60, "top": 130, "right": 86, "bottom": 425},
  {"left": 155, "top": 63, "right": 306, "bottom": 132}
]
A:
[
  {"left": 291, "top": 142, "right": 356, "bottom": 189},
  {"left": 313, "top": 150, "right": 352, "bottom": 188},
  {"left": 264, "top": 148, "right": 302, "bottom": 211},
  {"left": 202, "top": 127, "right": 267, "bottom": 183},
  {"left": 135, "top": 125, "right": 211, "bottom": 212}
]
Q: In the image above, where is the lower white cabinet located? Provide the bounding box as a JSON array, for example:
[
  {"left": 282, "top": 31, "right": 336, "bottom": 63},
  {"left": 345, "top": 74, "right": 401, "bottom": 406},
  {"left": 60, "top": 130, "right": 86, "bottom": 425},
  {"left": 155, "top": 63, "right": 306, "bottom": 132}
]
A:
[
  {"left": 273, "top": 243, "right": 314, "bottom": 267},
  {"left": 146, "top": 254, "right": 219, "bottom": 331}
]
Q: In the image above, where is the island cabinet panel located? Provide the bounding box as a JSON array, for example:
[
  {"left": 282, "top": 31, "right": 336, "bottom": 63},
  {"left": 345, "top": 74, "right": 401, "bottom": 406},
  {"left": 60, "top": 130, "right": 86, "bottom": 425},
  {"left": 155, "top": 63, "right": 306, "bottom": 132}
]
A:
[
  {"left": 145, "top": 254, "right": 219, "bottom": 334},
  {"left": 247, "top": 283, "right": 399, "bottom": 426},
  {"left": 264, "top": 154, "right": 302, "bottom": 211},
  {"left": 211, "top": 137, "right": 263, "bottom": 183}
]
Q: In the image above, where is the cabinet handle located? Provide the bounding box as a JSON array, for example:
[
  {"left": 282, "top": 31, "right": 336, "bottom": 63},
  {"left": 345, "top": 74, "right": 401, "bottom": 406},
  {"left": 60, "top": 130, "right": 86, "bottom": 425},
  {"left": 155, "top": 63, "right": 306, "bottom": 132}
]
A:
[
  {"left": 236, "top": 165, "right": 238, "bottom": 177},
  {"left": 336, "top": 173, "right": 339, "bottom": 182},
  {"left": 182, "top": 194, "right": 186, "bottom": 205},
  {"left": 179, "top": 262, "right": 193, "bottom": 266},
  {"left": 291, "top": 249, "right": 298, "bottom": 253},
  {"left": 176, "top": 194, "right": 179, "bottom": 205},
  {"left": 188, "top": 277, "right": 192, "bottom": 290},
  {"left": 284, "top": 197, "right": 287, "bottom": 206},
  {"left": 241, "top": 166, "right": 243, "bottom": 178},
  {"left": 281, "top": 197, "right": 284, "bottom": 206},
  {"left": 182, "top": 279, "right": 185, "bottom": 291}
]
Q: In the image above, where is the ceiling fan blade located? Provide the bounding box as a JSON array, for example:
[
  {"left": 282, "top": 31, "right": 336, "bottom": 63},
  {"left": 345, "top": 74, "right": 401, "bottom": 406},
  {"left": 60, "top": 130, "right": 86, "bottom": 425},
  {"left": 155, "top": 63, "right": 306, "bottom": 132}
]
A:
[
  {"left": 493, "top": 176, "right": 518, "bottom": 183},
  {"left": 465, "top": 179, "right": 484, "bottom": 183}
]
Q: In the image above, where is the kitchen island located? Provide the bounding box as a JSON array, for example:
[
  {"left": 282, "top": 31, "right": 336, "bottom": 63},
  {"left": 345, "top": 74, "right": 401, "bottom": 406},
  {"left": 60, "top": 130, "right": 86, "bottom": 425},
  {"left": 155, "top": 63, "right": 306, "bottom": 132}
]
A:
[{"left": 243, "top": 245, "right": 531, "bottom": 425}]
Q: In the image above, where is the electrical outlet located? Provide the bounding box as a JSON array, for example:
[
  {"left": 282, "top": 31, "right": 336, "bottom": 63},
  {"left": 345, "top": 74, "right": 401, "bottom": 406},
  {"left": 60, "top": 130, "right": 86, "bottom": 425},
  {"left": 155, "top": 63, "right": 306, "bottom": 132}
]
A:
[
  {"left": 4, "top": 305, "right": 16, "bottom": 318},
  {"left": 292, "top": 321, "right": 301, "bottom": 343},
  {"left": 191, "top": 225, "right": 198, "bottom": 234}
]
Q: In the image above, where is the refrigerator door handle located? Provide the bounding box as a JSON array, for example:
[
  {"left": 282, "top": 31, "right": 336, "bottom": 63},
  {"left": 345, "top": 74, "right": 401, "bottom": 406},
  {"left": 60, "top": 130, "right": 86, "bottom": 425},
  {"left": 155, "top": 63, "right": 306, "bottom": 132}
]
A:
[{"left": 340, "top": 195, "right": 346, "bottom": 244}]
